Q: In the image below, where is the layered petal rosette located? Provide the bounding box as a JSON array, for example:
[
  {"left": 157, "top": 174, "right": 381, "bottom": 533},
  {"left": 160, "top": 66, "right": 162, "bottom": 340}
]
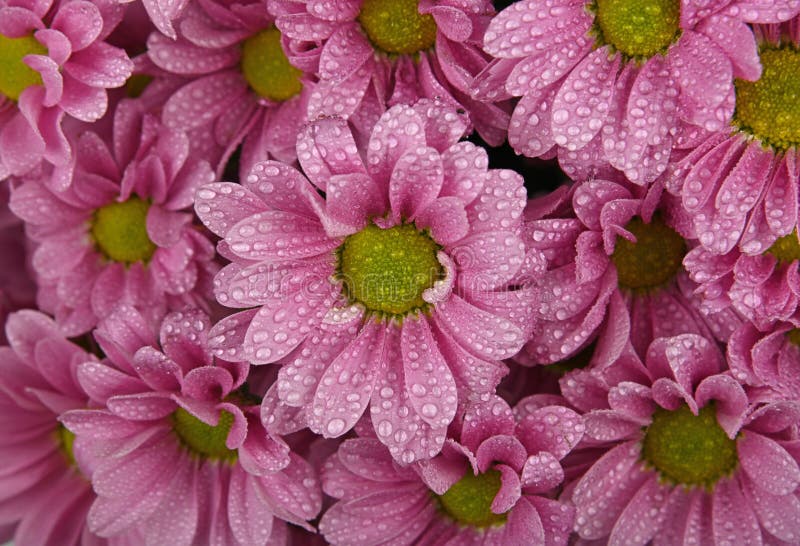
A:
[
  {"left": 147, "top": 0, "right": 315, "bottom": 175},
  {"left": 519, "top": 177, "right": 742, "bottom": 366},
  {"left": 475, "top": 0, "right": 798, "bottom": 185},
  {"left": 0, "top": 311, "right": 106, "bottom": 546},
  {"left": 61, "top": 307, "right": 322, "bottom": 545},
  {"left": 196, "top": 100, "right": 532, "bottom": 463},
  {"left": 0, "top": 0, "right": 133, "bottom": 177},
  {"left": 561, "top": 333, "right": 800, "bottom": 546},
  {"left": 273, "top": 0, "right": 511, "bottom": 146},
  {"left": 9, "top": 114, "right": 218, "bottom": 335},
  {"left": 319, "top": 394, "right": 583, "bottom": 545}
]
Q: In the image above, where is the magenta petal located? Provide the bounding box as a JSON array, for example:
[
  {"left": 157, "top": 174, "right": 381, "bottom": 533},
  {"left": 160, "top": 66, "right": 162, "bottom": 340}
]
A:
[
  {"left": 310, "top": 322, "right": 384, "bottom": 437},
  {"left": 414, "top": 196, "right": 469, "bottom": 245},
  {"left": 60, "top": 409, "right": 146, "bottom": 439},
  {"left": 505, "top": 496, "right": 546, "bottom": 545},
  {"left": 296, "top": 116, "right": 367, "bottom": 191},
  {"left": 584, "top": 410, "right": 643, "bottom": 442},
  {"left": 745, "top": 474, "right": 800, "bottom": 543},
  {"left": 225, "top": 210, "right": 336, "bottom": 261},
  {"left": 142, "top": 461, "right": 198, "bottom": 546},
  {"left": 146, "top": 205, "right": 188, "bottom": 248},
  {"left": 697, "top": 14, "right": 761, "bottom": 80},
  {"left": 242, "top": 161, "right": 325, "bottom": 220},
  {"left": 195, "top": 183, "right": 269, "bottom": 238},
  {"left": 439, "top": 142, "right": 487, "bottom": 203},
  {"left": 738, "top": 432, "right": 800, "bottom": 496},
  {"left": 208, "top": 309, "right": 260, "bottom": 362},
  {"left": 77, "top": 361, "right": 144, "bottom": 404},
  {"left": 319, "top": 24, "right": 371, "bottom": 82},
  {"left": 452, "top": 231, "right": 526, "bottom": 290},
  {"left": 694, "top": 375, "right": 747, "bottom": 438},
  {"left": 366, "top": 104, "right": 427, "bottom": 186},
  {"left": 337, "top": 438, "right": 405, "bottom": 483},
  {"left": 132, "top": 346, "right": 183, "bottom": 392},
  {"left": 475, "top": 435, "right": 527, "bottom": 473},
  {"left": 491, "top": 463, "right": 522, "bottom": 515},
  {"left": 65, "top": 42, "right": 132, "bottom": 88}
]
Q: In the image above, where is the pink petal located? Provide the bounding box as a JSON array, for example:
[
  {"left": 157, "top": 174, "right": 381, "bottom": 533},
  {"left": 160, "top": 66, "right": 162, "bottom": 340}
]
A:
[
  {"left": 508, "top": 84, "right": 558, "bottom": 157},
  {"left": 435, "top": 294, "right": 525, "bottom": 360},
  {"left": 466, "top": 168, "right": 526, "bottom": 233},
  {"left": 451, "top": 231, "right": 525, "bottom": 290},
  {"left": 697, "top": 14, "right": 761, "bottom": 80},
  {"left": 366, "top": 104, "right": 427, "bottom": 186},
  {"left": 296, "top": 115, "right": 367, "bottom": 191},
  {"left": 401, "top": 316, "right": 458, "bottom": 429},
  {"left": 326, "top": 172, "right": 386, "bottom": 230},
  {"left": 131, "top": 346, "right": 183, "bottom": 392},
  {"left": 194, "top": 183, "right": 269, "bottom": 238},
  {"left": 65, "top": 42, "right": 132, "bottom": 88},
  {"left": 520, "top": 451, "right": 564, "bottom": 493},
  {"left": 162, "top": 72, "right": 245, "bottom": 131},
  {"left": 439, "top": 141, "right": 487, "bottom": 204},
  {"left": 738, "top": 432, "right": 800, "bottom": 496},
  {"left": 412, "top": 196, "right": 469, "bottom": 245},
  {"left": 147, "top": 33, "right": 239, "bottom": 75},
  {"left": 60, "top": 71, "right": 107, "bottom": 121},
  {"left": 310, "top": 322, "right": 385, "bottom": 437},
  {"left": 243, "top": 160, "right": 325, "bottom": 219},
  {"left": 228, "top": 469, "right": 274, "bottom": 546},
  {"left": 389, "top": 146, "right": 443, "bottom": 222},
  {"left": 208, "top": 309, "right": 259, "bottom": 362},
  {"left": 745, "top": 474, "right": 800, "bottom": 543},
  {"left": 319, "top": 23, "right": 372, "bottom": 82},
  {"left": 225, "top": 210, "right": 336, "bottom": 261},
  {"left": 142, "top": 460, "right": 198, "bottom": 546},
  {"left": 608, "top": 475, "right": 676, "bottom": 546},
  {"left": 518, "top": 405, "right": 584, "bottom": 459},
  {"left": 573, "top": 441, "right": 650, "bottom": 540},
  {"left": 107, "top": 392, "right": 176, "bottom": 420},
  {"left": 711, "top": 476, "right": 763, "bottom": 545},
  {"left": 51, "top": 0, "right": 102, "bottom": 50},
  {"left": 77, "top": 361, "right": 144, "bottom": 404},
  {"left": 551, "top": 48, "right": 619, "bottom": 152}
]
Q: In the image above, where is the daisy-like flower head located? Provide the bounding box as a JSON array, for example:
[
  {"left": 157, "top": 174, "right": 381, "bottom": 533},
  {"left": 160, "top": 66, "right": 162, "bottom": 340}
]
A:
[
  {"left": 60, "top": 307, "right": 322, "bottom": 544},
  {"left": 562, "top": 333, "right": 800, "bottom": 545},
  {"left": 519, "top": 177, "right": 742, "bottom": 366},
  {"left": 9, "top": 113, "right": 218, "bottom": 336},
  {"left": 146, "top": 0, "right": 315, "bottom": 176},
  {"left": 0, "top": 310, "right": 105, "bottom": 546},
  {"left": 272, "top": 0, "right": 511, "bottom": 146},
  {"left": 319, "top": 394, "right": 583, "bottom": 545},
  {"left": 671, "top": 18, "right": 800, "bottom": 328},
  {"left": 196, "top": 100, "right": 532, "bottom": 463},
  {"left": 727, "top": 320, "right": 800, "bottom": 400},
  {"left": 0, "top": 0, "right": 133, "bottom": 178},
  {"left": 475, "top": 0, "right": 799, "bottom": 185}
]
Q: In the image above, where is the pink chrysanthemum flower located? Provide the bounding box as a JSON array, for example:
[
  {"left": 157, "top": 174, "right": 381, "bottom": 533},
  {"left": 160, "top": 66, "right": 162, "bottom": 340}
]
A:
[
  {"left": 518, "top": 177, "right": 741, "bottom": 365},
  {"left": 319, "top": 394, "right": 582, "bottom": 545},
  {"left": 727, "top": 320, "right": 800, "bottom": 400},
  {"left": 561, "top": 333, "right": 800, "bottom": 545},
  {"left": 9, "top": 113, "right": 218, "bottom": 335},
  {"left": 0, "top": 184, "right": 36, "bottom": 344},
  {"left": 61, "top": 307, "right": 322, "bottom": 544},
  {"left": 196, "top": 100, "right": 532, "bottom": 463},
  {"left": 0, "top": 0, "right": 133, "bottom": 177},
  {"left": 0, "top": 310, "right": 106, "bottom": 546},
  {"left": 669, "top": 19, "right": 800, "bottom": 328},
  {"left": 273, "top": 0, "right": 511, "bottom": 146},
  {"left": 475, "top": 0, "right": 799, "bottom": 185},
  {"left": 146, "top": 0, "right": 315, "bottom": 176}
]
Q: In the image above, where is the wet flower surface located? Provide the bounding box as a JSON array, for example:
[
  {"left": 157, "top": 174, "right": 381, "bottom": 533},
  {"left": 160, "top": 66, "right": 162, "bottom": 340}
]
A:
[{"left": 1, "top": 1, "right": 800, "bottom": 545}]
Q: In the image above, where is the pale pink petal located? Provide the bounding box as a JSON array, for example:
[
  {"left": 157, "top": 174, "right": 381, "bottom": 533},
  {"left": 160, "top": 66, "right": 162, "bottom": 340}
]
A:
[
  {"left": 738, "top": 432, "right": 800, "bottom": 496},
  {"left": 711, "top": 476, "right": 763, "bottom": 545}
]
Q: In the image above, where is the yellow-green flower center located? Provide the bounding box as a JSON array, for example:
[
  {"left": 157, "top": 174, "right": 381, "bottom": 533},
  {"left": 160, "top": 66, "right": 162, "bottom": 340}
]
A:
[
  {"left": 437, "top": 469, "right": 508, "bottom": 528},
  {"left": 171, "top": 408, "right": 238, "bottom": 463},
  {"left": 766, "top": 230, "right": 800, "bottom": 264},
  {"left": 57, "top": 425, "right": 77, "bottom": 467},
  {"left": 591, "top": 0, "right": 681, "bottom": 60},
  {"left": 642, "top": 404, "right": 738, "bottom": 487},
  {"left": 241, "top": 27, "right": 303, "bottom": 102},
  {"left": 90, "top": 197, "right": 157, "bottom": 265},
  {"left": 358, "top": 0, "right": 437, "bottom": 55},
  {"left": 735, "top": 46, "right": 800, "bottom": 151},
  {"left": 610, "top": 214, "right": 686, "bottom": 293},
  {"left": 337, "top": 223, "right": 442, "bottom": 317},
  {"left": 125, "top": 74, "right": 152, "bottom": 98},
  {"left": 787, "top": 328, "right": 800, "bottom": 346},
  {"left": 0, "top": 34, "right": 47, "bottom": 101}
]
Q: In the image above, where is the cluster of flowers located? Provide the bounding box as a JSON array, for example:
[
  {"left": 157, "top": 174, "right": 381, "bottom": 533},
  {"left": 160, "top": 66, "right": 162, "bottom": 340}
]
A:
[{"left": 2, "top": 0, "right": 800, "bottom": 544}]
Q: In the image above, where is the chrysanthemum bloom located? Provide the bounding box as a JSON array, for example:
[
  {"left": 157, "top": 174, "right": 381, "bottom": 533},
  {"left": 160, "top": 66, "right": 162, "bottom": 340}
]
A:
[
  {"left": 319, "top": 394, "right": 582, "bottom": 545},
  {"left": 0, "top": 310, "right": 106, "bottom": 545},
  {"left": 561, "top": 333, "right": 800, "bottom": 545},
  {"left": 474, "top": 0, "right": 799, "bottom": 185},
  {"left": 61, "top": 307, "right": 322, "bottom": 545},
  {"left": 196, "top": 100, "right": 531, "bottom": 463},
  {"left": 9, "top": 113, "right": 217, "bottom": 335},
  {"left": 727, "top": 320, "right": 800, "bottom": 399},
  {"left": 146, "top": 0, "right": 315, "bottom": 176},
  {"left": 671, "top": 19, "right": 800, "bottom": 328},
  {"left": 518, "top": 178, "right": 742, "bottom": 365},
  {"left": 0, "top": 0, "right": 133, "bottom": 177},
  {"left": 273, "top": 0, "right": 511, "bottom": 146}
]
